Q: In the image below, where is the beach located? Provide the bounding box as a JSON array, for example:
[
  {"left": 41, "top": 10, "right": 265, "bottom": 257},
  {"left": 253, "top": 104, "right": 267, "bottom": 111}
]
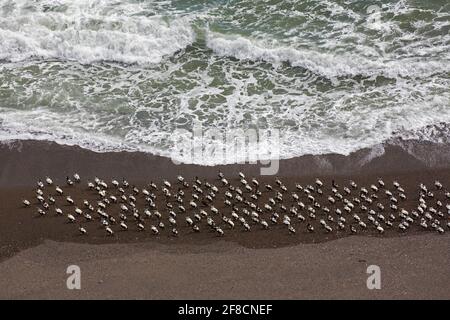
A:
[
  {"left": 1, "top": 235, "right": 449, "bottom": 300},
  {"left": 0, "top": 0, "right": 449, "bottom": 300},
  {"left": 0, "top": 139, "right": 449, "bottom": 299}
]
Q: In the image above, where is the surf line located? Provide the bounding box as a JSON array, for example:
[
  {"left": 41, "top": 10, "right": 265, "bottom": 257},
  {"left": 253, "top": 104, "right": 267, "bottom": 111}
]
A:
[{"left": 178, "top": 304, "right": 213, "bottom": 318}]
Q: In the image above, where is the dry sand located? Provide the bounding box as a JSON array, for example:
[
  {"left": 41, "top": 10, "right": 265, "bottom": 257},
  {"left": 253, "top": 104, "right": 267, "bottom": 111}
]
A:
[{"left": 0, "top": 234, "right": 448, "bottom": 299}]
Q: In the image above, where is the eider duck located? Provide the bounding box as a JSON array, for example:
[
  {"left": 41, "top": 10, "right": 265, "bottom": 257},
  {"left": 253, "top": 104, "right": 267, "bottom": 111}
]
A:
[
  {"left": 105, "top": 226, "right": 114, "bottom": 236},
  {"left": 78, "top": 225, "right": 87, "bottom": 235}
]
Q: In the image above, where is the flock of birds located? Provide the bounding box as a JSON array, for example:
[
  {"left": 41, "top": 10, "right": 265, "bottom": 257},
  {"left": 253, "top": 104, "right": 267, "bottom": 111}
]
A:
[{"left": 22, "top": 172, "right": 450, "bottom": 239}]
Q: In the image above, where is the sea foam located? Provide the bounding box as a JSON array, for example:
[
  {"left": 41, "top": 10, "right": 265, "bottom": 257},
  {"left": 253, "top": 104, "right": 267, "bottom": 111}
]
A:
[
  {"left": 0, "top": 0, "right": 449, "bottom": 166},
  {"left": 0, "top": 0, "right": 195, "bottom": 64},
  {"left": 205, "top": 32, "right": 450, "bottom": 80}
]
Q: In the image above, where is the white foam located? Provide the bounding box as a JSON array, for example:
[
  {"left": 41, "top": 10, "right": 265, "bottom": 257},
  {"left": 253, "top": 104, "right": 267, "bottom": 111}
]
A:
[
  {"left": 2, "top": 102, "right": 450, "bottom": 166},
  {"left": 0, "top": 0, "right": 196, "bottom": 64},
  {"left": 205, "top": 32, "right": 450, "bottom": 79},
  {"left": 0, "top": 0, "right": 449, "bottom": 166}
]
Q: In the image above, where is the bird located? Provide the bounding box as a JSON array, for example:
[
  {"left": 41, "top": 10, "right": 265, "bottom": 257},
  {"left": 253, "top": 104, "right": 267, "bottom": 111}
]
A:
[
  {"left": 120, "top": 221, "right": 128, "bottom": 230},
  {"left": 151, "top": 226, "right": 159, "bottom": 235},
  {"left": 288, "top": 225, "right": 296, "bottom": 234},
  {"left": 55, "top": 186, "right": 64, "bottom": 195},
  {"left": 79, "top": 225, "right": 87, "bottom": 235},
  {"left": 66, "top": 196, "right": 74, "bottom": 205},
  {"left": 215, "top": 227, "right": 224, "bottom": 236},
  {"left": 20, "top": 175, "right": 449, "bottom": 242},
  {"left": 315, "top": 178, "right": 323, "bottom": 188},
  {"left": 149, "top": 181, "right": 158, "bottom": 190},
  {"left": 168, "top": 216, "right": 177, "bottom": 226},
  {"left": 435, "top": 181, "right": 443, "bottom": 190},
  {"left": 105, "top": 226, "right": 114, "bottom": 236}
]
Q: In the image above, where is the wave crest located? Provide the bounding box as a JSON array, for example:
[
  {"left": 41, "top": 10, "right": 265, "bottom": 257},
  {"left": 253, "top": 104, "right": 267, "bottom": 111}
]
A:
[
  {"left": 0, "top": 1, "right": 195, "bottom": 64},
  {"left": 206, "top": 32, "right": 449, "bottom": 79}
]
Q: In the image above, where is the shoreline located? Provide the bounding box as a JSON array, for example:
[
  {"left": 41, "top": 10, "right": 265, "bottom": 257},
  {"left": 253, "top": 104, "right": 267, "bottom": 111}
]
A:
[
  {"left": 0, "top": 139, "right": 449, "bottom": 299},
  {"left": 1, "top": 137, "right": 450, "bottom": 187},
  {"left": 1, "top": 138, "right": 450, "bottom": 257}
]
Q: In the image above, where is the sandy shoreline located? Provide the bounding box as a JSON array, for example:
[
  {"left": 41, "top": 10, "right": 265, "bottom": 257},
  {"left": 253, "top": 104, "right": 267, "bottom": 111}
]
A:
[
  {"left": 2, "top": 138, "right": 450, "bottom": 188},
  {"left": 0, "top": 139, "right": 449, "bottom": 299}
]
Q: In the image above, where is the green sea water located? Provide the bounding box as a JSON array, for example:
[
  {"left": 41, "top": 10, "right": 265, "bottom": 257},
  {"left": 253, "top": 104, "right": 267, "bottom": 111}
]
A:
[{"left": 0, "top": 0, "right": 449, "bottom": 164}]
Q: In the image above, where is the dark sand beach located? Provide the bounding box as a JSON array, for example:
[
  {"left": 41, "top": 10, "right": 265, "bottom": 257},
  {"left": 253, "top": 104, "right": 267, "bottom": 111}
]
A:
[
  {"left": 1, "top": 234, "right": 449, "bottom": 300},
  {"left": 0, "top": 139, "right": 449, "bottom": 299},
  {"left": 1, "top": 0, "right": 449, "bottom": 302}
]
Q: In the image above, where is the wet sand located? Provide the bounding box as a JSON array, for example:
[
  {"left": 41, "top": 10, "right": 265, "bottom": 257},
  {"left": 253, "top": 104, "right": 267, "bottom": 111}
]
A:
[{"left": 2, "top": 138, "right": 450, "bottom": 188}]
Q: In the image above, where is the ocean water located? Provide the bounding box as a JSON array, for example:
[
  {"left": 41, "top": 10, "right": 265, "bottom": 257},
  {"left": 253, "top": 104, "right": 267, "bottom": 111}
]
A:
[{"left": 0, "top": 0, "right": 449, "bottom": 164}]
